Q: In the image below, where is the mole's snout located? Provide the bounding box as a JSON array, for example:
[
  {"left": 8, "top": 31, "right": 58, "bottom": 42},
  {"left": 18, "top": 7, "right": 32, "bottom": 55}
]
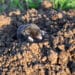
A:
[{"left": 36, "top": 34, "right": 43, "bottom": 40}]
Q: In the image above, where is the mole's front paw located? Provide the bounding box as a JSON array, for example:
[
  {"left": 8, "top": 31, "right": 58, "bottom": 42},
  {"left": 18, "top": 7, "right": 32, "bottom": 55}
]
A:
[{"left": 28, "top": 36, "right": 34, "bottom": 42}]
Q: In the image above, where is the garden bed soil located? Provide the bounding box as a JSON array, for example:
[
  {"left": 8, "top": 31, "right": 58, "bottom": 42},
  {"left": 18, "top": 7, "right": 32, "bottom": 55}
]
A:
[{"left": 0, "top": 3, "right": 75, "bottom": 75}]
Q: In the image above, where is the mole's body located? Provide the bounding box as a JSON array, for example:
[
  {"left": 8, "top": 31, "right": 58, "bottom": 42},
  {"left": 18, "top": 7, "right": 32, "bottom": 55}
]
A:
[{"left": 17, "top": 24, "right": 45, "bottom": 43}]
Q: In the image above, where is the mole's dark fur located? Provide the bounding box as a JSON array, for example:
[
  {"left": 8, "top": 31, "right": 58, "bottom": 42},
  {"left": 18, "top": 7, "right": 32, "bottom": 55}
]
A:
[{"left": 17, "top": 24, "right": 45, "bottom": 43}]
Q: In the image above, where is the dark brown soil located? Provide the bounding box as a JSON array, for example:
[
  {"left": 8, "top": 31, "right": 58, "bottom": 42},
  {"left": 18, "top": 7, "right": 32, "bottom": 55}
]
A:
[{"left": 0, "top": 6, "right": 75, "bottom": 75}]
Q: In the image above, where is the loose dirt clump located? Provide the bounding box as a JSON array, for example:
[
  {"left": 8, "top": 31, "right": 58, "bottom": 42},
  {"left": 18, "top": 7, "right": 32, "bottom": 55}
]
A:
[
  {"left": 41, "top": 0, "right": 53, "bottom": 9},
  {"left": 0, "top": 15, "right": 11, "bottom": 28}
]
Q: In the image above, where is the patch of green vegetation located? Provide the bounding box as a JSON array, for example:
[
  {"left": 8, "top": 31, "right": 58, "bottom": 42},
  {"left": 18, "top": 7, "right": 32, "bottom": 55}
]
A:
[
  {"left": 0, "top": 0, "right": 5, "bottom": 13},
  {"left": 25, "top": 0, "right": 42, "bottom": 8},
  {"left": 0, "top": 7, "right": 4, "bottom": 13},
  {"left": 0, "top": 0, "right": 75, "bottom": 13},
  {"left": 0, "top": 0, "right": 5, "bottom": 4},
  {"left": 50, "top": 0, "right": 75, "bottom": 10},
  {"left": 24, "top": 0, "right": 75, "bottom": 10},
  {"left": 0, "top": 0, "right": 24, "bottom": 13},
  {"left": 9, "top": 0, "right": 24, "bottom": 10}
]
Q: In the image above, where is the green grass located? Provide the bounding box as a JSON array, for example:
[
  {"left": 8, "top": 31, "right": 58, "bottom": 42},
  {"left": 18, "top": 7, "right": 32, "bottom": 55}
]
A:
[
  {"left": 24, "top": 0, "right": 42, "bottom": 8},
  {"left": 0, "top": 0, "right": 75, "bottom": 13},
  {"left": 0, "top": 0, "right": 24, "bottom": 13},
  {"left": 9, "top": 0, "right": 24, "bottom": 10},
  {"left": 0, "top": 0, "right": 42, "bottom": 13},
  {"left": 0, "top": 0, "right": 5, "bottom": 4},
  {"left": 50, "top": 0, "right": 75, "bottom": 10}
]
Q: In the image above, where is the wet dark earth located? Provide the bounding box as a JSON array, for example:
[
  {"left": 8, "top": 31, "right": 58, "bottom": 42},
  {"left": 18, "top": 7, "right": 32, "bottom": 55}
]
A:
[{"left": 0, "top": 4, "right": 75, "bottom": 75}]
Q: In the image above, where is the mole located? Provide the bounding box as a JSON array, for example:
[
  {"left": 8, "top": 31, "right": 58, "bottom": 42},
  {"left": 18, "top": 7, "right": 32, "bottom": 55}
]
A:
[{"left": 17, "top": 23, "right": 46, "bottom": 43}]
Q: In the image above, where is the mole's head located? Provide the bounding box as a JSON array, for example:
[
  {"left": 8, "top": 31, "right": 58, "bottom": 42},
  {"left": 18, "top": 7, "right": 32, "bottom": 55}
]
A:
[{"left": 22, "top": 24, "right": 45, "bottom": 42}]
